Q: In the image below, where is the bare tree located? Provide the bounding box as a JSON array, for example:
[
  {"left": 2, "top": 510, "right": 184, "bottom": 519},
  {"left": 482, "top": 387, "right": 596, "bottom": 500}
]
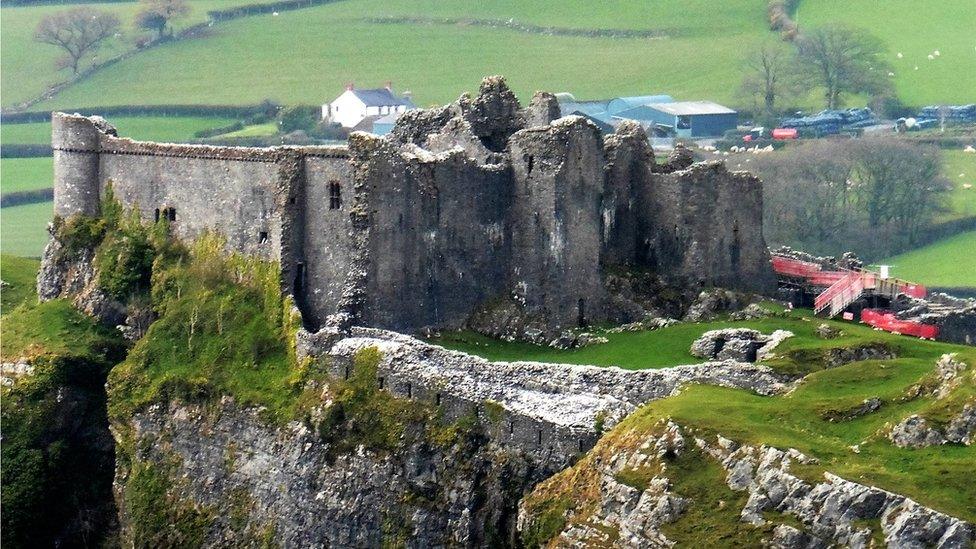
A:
[
  {"left": 750, "top": 138, "right": 947, "bottom": 257},
  {"left": 795, "top": 25, "right": 891, "bottom": 109},
  {"left": 34, "top": 8, "right": 121, "bottom": 74},
  {"left": 134, "top": 0, "right": 190, "bottom": 40},
  {"left": 738, "top": 40, "right": 802, "bottom": 125}
]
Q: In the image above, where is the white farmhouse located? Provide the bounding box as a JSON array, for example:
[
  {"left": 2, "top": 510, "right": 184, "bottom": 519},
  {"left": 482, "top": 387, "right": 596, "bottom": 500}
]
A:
[{"left": 322, "top": 83, "right": 416, "bottom": 130}]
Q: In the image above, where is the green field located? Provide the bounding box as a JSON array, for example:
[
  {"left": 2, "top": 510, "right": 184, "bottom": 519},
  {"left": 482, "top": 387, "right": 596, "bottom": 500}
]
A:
[
  {"left": 0, "top": 0, "right": 253, "bottom": 107},
  {"left": 798, "top": 0, "right": 976, "bottom": 106},
  {"left": 940, "top": 150, "right": 976, "bottom": 222},
  {"left": 881, "top": 230, "right": 976, "bottom": 289},
  {"left": 0, "top": 116, "right": 236, "bottom": 146},
  {"left": 1, "top": 0, "right": 968, "bottom": 111},
  {"left": 0, "top": 201, "right": 52, "bottom": 258},
  {"left": 32, "top": 0, "right": 773, "bottom": 108},
  {"left": 1, "top": 158, "right": 53, "bottom": 194}
]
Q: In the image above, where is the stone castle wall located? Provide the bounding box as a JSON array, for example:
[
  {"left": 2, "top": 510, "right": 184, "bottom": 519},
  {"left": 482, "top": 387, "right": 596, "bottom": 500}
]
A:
[{"left": 49, "top": 76, "right": 775, "bottom": 335}]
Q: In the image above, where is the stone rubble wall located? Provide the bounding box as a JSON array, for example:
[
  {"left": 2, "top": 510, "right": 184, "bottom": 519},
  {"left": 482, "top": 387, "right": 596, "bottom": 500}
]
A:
[{"left": 318, "top": 327, "right": 792, "bottom": 468}]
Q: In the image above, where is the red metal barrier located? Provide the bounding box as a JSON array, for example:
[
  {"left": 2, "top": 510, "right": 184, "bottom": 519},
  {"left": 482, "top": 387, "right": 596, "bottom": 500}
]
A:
[{"left": 861, "top": 308, "right": 939, "bottom": 339}]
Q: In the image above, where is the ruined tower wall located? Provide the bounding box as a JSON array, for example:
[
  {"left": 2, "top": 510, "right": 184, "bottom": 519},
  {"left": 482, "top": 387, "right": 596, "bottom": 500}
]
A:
[
  {"left": 353, "top": 136, "right": 513, "bottom": 332},
  {"left": 52, "top": 113, "right": 104, "bottom": 218},
  {"left": 509, "top": 117, "right": 608, "bottom": 328},
  {"left": 638, "top": 162, "right": 775, "bottom": 292},
  {"left": 301, "top": 155, "right": 357, "bottom": 327},
  {"left": 601, "top": 123, "right": 654, "bottom": 267}
]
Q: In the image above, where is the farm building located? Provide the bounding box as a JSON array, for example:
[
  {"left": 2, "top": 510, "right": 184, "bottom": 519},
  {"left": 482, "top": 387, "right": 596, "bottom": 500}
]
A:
[
  {"left": 606, "top": 95, "right": 674, "bottom": 115},
  {"left": 322, "top": 83, "right": 416, "bottom": 129},
  {"left": 633, "top": 101, "right": 738, "bottom": 138}
]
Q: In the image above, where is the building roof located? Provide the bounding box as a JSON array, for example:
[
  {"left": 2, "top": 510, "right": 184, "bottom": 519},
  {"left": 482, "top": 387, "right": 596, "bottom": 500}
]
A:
[
  {"left": 607, "top": 95, "right": 674, "bottom": 115},
  {"left": 374, "top": 111, "right": 403, "bottom": 125},
  {"left": 349, "top": 88, "right": 416, "bottom": 108},
  {"left": 646, "top": 101, "right": 736, "bottom": 116}
]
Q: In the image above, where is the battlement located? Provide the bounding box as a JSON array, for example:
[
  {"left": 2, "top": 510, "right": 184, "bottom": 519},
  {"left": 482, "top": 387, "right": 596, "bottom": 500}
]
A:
[{"left": 47, "top": 76, "right": 775, "bottom": 336}]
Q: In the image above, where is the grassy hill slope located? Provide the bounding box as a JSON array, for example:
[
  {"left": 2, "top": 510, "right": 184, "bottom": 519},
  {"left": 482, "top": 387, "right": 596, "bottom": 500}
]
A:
[
  {"left": 0, "top": 0, "right": 253, "bottom": 107},
  {"left": 881, "top": 230, "right": 976, "bottom": 289},
  {"left": 34, "top": 0, "right": 772, "bottom": 108},
  {"left": 797, "top": 0, "right": 976, "bottom": 106}
]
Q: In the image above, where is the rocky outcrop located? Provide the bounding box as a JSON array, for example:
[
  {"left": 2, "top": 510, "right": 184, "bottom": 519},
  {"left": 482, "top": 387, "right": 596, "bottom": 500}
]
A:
[
  {"left": 690, "top": 328, "right": 793, "bottom": 363},
  {"left": 521, "top": 421, "right": 974, "bottom": 547},
  {"left": 697, "top": 436, "right": 974, "bottom": 547},
  {"left": 891, "top": 406, "right": 976, "bottom": 448},
  {"left": 889, "top": 415, "right": 949, "bottom": 448}
]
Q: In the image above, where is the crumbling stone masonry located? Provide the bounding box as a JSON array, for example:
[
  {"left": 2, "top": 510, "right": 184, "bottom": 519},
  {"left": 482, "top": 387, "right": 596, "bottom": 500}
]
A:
[{"left": 48, "top": 76, "right": 774, "bottom": 334}]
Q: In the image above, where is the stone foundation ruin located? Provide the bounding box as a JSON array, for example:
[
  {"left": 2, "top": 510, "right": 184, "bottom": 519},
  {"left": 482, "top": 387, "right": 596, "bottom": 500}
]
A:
[{"left": 49, "top": 76, "right": 774, "bottom": 335}]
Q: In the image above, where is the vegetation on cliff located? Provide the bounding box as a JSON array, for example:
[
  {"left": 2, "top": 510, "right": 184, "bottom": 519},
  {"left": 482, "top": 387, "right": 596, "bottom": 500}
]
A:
[
  {"left": 1, "top": 253, "right": 127, "bottom": 546},
  {"left": 107, "top": 233, "right": 306, "bottom": 423}
]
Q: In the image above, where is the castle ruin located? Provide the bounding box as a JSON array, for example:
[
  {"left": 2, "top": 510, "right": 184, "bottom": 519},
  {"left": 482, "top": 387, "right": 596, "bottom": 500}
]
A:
[{"left": 50, "top": 76, "right": 774, "bottom": 334}]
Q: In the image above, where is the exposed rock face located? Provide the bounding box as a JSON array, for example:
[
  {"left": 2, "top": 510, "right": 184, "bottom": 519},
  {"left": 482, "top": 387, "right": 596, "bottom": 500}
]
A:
[
  {"left": 521, "top": 423, "right": 973, "bottom": 547},
  {"left": 945, "top": 404, "right": 976, "bottom": 445},
  {"left": 37, "top": 224, "right": 127, "bottom": 327},
  {"left": 889, "top": 415, "right": 948, "bottom": 448},
  {"left": 115, "top": 330, "right": 795, "bottom": 547},
  {"left": 121, "top": 400, "right": 541, "bottom": 548},
  {"left": 698, "top": 436, "right": 974, "bottom": 547},
  {"left": 683, "top": 288, "right": 752, "bottom": 322},
  {"left": 689, "top": 328, "right": 793, "bottom": 363}
]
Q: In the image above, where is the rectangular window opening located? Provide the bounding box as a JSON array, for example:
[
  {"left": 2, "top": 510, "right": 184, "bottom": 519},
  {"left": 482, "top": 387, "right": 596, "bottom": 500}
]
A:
[
  {"left": 329, "top": 181, "right": 342, "bottom": 210},
  {"left": 378, "top": 376, "right": 385, "bottom": 390},
  {"left": 259, "top": 231, "right": 268, "bottom": 243}
]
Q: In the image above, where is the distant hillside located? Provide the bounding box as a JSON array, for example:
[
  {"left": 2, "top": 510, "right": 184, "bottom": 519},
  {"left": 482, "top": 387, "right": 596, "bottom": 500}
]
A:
[
  {"left": 2, "top": 0, "right": 973, "bottom": 111},
  {"left": 798, "top": 0, "right": 976, "bottom": 107},
  {"left": 23, "top": 0, "right": 771, "bottom": 108}
]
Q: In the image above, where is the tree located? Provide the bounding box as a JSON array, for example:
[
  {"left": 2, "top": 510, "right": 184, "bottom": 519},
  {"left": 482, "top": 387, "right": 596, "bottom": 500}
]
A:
[
  {"left": 738, "top": 40, "right": 802, "bottom": 125},
  {"left": 134, "top": 0, "right": 190, "bottom": 40},
  {"left": 750, "top": 138, "right": 947, "bottom": 257},
  {"left": 34, "top": 8, "right": 120, "bottom": 74},
  {"left": 795, "top": 25, "right": 891, "bottom": 109}
]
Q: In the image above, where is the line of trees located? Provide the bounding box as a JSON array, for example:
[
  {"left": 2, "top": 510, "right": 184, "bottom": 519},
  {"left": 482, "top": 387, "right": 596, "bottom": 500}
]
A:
[
  {"left": 34, "top": 0, "right": 190, "bottom": 75},
  {"left": 750, "top": 138, "right": 950, "bottom": 259},
  {"left": 738, "top": 25, "right": 894, "bottom": 124}
]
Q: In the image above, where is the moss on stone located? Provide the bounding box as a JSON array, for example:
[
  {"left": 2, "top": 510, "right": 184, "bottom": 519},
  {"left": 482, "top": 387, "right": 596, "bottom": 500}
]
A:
[{"left": 124, "top": 458, "right": 213, "bottom": 547}]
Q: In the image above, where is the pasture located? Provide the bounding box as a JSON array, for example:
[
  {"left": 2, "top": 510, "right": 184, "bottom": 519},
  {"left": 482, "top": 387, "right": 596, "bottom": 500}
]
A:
[
  {"left": 32, "top": 0, "right": 773, "bottom": 108},
  {"left": 0, "top": 116, "right": 236, "bottom": 145},
  {"left": 881, "top": 230, "right": 976, "bottom": 289},
  {"left": 797, "top": 0, "right": 976, "bottom": 106},
  {"left": 1, "top": 158, "right": 53, "bottom": 194},
  {"left": 0, "top": 201, "right": 53, "bottom": 258},
  {"left": 0, "top": 0, "right": 254, "bottom": 107},
  {"left": 940, "top": 149, "right": 976, "bottom": 222}
]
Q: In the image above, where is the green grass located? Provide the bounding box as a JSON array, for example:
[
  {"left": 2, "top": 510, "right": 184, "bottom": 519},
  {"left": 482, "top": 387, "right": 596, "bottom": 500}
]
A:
[
  {"left": 430, "top": 310, "right": 914, "bottom": 372},
  {"left": 0, "top": 0, "right": 255, "bottom": 107},
  {"left": 880, "top": 230, "right": 976, "bottom": 288},
  {"left": 797, "top": 0, "right": 976, "bottom": 106},
  {"left": 217, "top": 122, "right": 278, "bottom": 138},
  {"left": 0, "top": 299, "right": 118, "bottom": 360},
  {"left": 1, "top": 201, "right": 52, "bottom": 258},
  {"left": 0, "top": 255, "right": 39, "bottom": 314},
  {"left": 0, "top": 116, "right": 236, "bottom": 146},
  {"left": 522, "top": 331, "right": 976, "bottom": 532},
  {"left": 0, "top": 157, "right": 53, "bottom": 194},
  {"left": 33, "top": 0, "right": 774, "bottom": 108},
  {"left": 939, "top": 150, "right": 976, "bottom": 222}
]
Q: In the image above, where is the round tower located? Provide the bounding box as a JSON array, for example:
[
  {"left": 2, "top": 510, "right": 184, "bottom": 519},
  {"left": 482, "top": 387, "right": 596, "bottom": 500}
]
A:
[{"left": 51, "top": 112, "right": 103, "bottom": 218}]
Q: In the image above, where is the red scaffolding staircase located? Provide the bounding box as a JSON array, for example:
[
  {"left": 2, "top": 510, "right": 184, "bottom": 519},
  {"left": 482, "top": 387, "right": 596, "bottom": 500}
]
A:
[{"left": 771, "top": 254, "right": 935, "bottom": 338}]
